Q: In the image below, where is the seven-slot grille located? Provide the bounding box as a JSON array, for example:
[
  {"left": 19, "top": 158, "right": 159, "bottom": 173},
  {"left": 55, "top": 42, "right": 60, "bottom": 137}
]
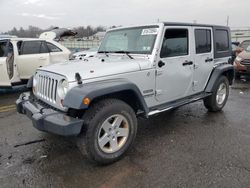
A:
[{"left": 37, "top": 74, "right": 58, "bottom": 103}]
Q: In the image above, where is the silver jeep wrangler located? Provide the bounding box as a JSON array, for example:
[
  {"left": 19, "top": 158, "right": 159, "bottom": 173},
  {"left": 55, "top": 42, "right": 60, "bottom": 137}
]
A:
[{"left": 17, "top": 22, "right": 234, "bottom": 164}]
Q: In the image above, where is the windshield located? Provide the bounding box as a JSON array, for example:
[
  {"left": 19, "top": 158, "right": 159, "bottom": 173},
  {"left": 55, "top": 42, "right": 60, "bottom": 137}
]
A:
[
  {"left": 98, "top": 26, "right": 159, "bottom": 54},
  {"left": 240, "top": 40, "right": 250, "bottom": 50},
  {"left": 246, "top": 45, "right": 250, "bottom": 52},
  {"left": 87, "top": 47, "right": 98, "bottom": 52}
]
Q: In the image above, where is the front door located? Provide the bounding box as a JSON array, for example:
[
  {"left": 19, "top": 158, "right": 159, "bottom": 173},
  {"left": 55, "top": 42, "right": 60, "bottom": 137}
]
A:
[
  {"left": 0, "top": 57, "right": 11, "bottom": 86},
  {"left": 155, "top": 27, "right": 194, "bottom": 103},
  {"left": 192, "top": 27, "right": 214, "bottom": 93},
  {"left": 0, "top": 40, "right": 11, "bottom": 86}
]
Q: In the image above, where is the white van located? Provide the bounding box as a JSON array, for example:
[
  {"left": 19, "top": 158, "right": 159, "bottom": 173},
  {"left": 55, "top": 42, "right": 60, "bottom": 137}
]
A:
[{"left": 0, "top": 38, "right": 70, "bottom": 88}]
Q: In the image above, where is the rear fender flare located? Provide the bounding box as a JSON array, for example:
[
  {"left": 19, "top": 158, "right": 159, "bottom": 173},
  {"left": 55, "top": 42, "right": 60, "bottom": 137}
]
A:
[{"left": 205, "top": 64, "right": 234, "bottom": 93}]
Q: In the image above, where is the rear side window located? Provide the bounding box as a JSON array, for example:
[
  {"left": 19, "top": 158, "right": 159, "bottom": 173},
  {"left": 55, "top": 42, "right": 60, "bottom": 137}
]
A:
[
  {"left": 160, "top": 29, "right": 188, "bottom": 58},
  {"left": 195, "top": 29, "right": 211, "bottom": 54},
  {"left": 20, "top": 41, "right": 49, "bottom": 55},
  {"left": 47, "top": 43, "right": 62, "bottom": 52},
  {"left": 215, "top": 30, "right": 229, "bottom": 52},
  {"left": 21, "top": 41, "right": 41, "bottom": 55},
  {"left": 40, "top": 42, "right": 49, "bottom": 53}
]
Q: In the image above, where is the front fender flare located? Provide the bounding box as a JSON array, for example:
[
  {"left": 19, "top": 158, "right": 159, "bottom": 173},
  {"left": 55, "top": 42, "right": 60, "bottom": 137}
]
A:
[{"left": 64, "top": 79, "right": 149, "bottom": 114}]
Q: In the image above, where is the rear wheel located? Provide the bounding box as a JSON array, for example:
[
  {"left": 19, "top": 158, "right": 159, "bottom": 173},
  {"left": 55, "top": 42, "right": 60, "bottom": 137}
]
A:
[
  {"left": 77, "top": 99, "right": 137, "bottom": 165},
  {"left": 204, "top": 76, "right": 229, "bottom": 112}
]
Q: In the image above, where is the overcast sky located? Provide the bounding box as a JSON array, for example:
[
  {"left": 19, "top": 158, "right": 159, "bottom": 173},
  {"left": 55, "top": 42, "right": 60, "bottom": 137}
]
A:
[{"left": 0, "top": 0, "right": 249, "bottom": 32}]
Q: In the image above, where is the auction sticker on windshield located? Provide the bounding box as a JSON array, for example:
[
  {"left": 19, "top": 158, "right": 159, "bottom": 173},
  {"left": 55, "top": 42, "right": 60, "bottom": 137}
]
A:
[{"left": 141, "top": 28, "right": 158, "bottom": 35}]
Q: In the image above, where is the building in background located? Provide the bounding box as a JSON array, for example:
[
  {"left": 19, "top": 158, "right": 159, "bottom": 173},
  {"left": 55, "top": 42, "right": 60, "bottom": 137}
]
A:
[
  {"left": 91, "top": 31, "right": 106, "bottom": 40},
  {"left": 231, "top": 28, "right": 250, "bottom": 43},
  {"left": 0, "top": 34, "right": 17, "bottom": 39}
]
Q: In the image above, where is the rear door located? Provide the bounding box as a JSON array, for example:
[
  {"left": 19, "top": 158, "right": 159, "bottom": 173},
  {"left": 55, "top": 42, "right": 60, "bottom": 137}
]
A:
[
  {"left": 192, "top": 27, "right": 214, "bottom": 93},
  {"left": 16, "top": 41, "right": 50, "bottom": 79},
  {"left": 46, "top": 42, "right": 68, "bottom": 63}
]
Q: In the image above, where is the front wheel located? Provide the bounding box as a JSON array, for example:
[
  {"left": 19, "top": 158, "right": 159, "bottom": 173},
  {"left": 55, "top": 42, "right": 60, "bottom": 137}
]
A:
[
  {"left": 77, "top": 99, "right": 137, "bottom": 165},
  {"left": 203, "top": 76, "right": 229, "bottom": 112}
]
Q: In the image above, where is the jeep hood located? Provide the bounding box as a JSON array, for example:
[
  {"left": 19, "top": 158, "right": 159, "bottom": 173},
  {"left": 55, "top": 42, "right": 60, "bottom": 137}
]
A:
[
  {"left": 38, "top": 56, "right": 148, "bottom": 82},
  {"left": 238, "top": 50, "right": 250, "bottom": 60}
]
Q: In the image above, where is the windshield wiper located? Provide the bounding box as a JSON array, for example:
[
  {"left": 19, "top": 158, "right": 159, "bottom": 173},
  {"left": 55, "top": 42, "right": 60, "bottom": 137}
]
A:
[
  {"left": 98, "top": 51, "right": 109, "bottom": 57},
  {"left": 113, "top": 51, "right": 134, "bottom": 59}
]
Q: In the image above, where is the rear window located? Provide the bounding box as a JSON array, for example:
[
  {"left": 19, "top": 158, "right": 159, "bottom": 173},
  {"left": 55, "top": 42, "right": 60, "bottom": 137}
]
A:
[
  {"left": 215, "top": 30, "right": 229, "bottom": 52},
  {"left": 47, "top": 43, "right": 62, "bottom": 52}
]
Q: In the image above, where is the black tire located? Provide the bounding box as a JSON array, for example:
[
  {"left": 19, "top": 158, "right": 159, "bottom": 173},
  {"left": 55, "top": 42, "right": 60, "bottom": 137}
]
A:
[
  {"left": 203, "top": 76, "right": 229, "bottom": 112},
  {"left": 77, "top": 98, "right": 137, "bottom": 165}
]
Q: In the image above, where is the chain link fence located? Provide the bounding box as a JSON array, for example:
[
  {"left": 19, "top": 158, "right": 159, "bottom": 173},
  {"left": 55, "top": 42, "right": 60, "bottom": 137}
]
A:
[{"left": 59, "top": 40, "right": 101, "bottom": 51}]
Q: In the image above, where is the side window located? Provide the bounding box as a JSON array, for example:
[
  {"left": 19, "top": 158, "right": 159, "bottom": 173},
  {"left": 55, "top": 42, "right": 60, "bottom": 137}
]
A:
[
  {"left": 160, "top": 29, "right": 188, "bottom": 58},
  {"left": 195, "top": 29, "right": 211, "bottom": 54},
  {"left": 0, "top": 41, "right": 8, "bottom": 57},
  {"left": 47, "top": 43, "right": 62, "bottom": 52},
  {"left": 40, "top": 42, "right": 49, "bottom": 53},
  {"left": 21, "top": 41, "right": 41, "bottom": 55},
  {"left": 215, "top": 30, "right": 229, "bottom": 52}
]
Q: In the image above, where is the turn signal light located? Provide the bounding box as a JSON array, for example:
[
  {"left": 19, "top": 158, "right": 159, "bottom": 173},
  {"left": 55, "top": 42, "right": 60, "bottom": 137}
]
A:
[{"left": 82, "top": 97, "right": 90, "bottom": 105}]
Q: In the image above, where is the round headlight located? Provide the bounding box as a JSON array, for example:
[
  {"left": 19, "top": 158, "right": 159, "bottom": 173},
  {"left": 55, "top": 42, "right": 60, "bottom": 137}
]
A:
[{"left": 58, "top": 79, "right": 68, "bottom": 98}]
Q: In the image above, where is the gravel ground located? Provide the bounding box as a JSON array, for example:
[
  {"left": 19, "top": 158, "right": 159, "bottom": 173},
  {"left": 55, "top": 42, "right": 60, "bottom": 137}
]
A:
[{"left": 0, "top": 78, "right": 249, "bottom": 188}]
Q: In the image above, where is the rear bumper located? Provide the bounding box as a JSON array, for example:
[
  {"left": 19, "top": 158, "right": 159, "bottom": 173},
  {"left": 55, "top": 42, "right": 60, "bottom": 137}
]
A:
[{"left": 16, "top": 92, "right": 84, "bottom": 136}]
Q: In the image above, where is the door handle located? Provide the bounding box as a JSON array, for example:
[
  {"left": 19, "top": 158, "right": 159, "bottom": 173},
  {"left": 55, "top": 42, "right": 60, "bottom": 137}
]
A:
[
  {"left": 182, "top": 61, "right": 193, "bottom": 66},
  {"left": 205, "top": 58, "right": 213, "bottom": 62},
  {"left": 158, "top": 60, "right": 165, "bottom": 68}
]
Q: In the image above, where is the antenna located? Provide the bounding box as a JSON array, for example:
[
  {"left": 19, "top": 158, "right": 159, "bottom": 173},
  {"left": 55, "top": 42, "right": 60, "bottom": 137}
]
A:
[{"left": 226, "top": 16, "right": 229, "bottom": 26}]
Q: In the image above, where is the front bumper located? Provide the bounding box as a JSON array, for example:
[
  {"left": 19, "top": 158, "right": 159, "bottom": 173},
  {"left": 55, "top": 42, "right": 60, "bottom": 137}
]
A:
[
  {"left": 234, "top": 61, "right": 250, "bottom": 74},
  {"left": 16, "top": 92, "right": 84, "bottom": 136}
]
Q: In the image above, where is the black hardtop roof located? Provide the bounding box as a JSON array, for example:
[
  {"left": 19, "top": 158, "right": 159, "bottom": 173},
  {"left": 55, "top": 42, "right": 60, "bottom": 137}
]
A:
[{"left": 163, "top": 22, "right": 230, "bottom": 29}]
